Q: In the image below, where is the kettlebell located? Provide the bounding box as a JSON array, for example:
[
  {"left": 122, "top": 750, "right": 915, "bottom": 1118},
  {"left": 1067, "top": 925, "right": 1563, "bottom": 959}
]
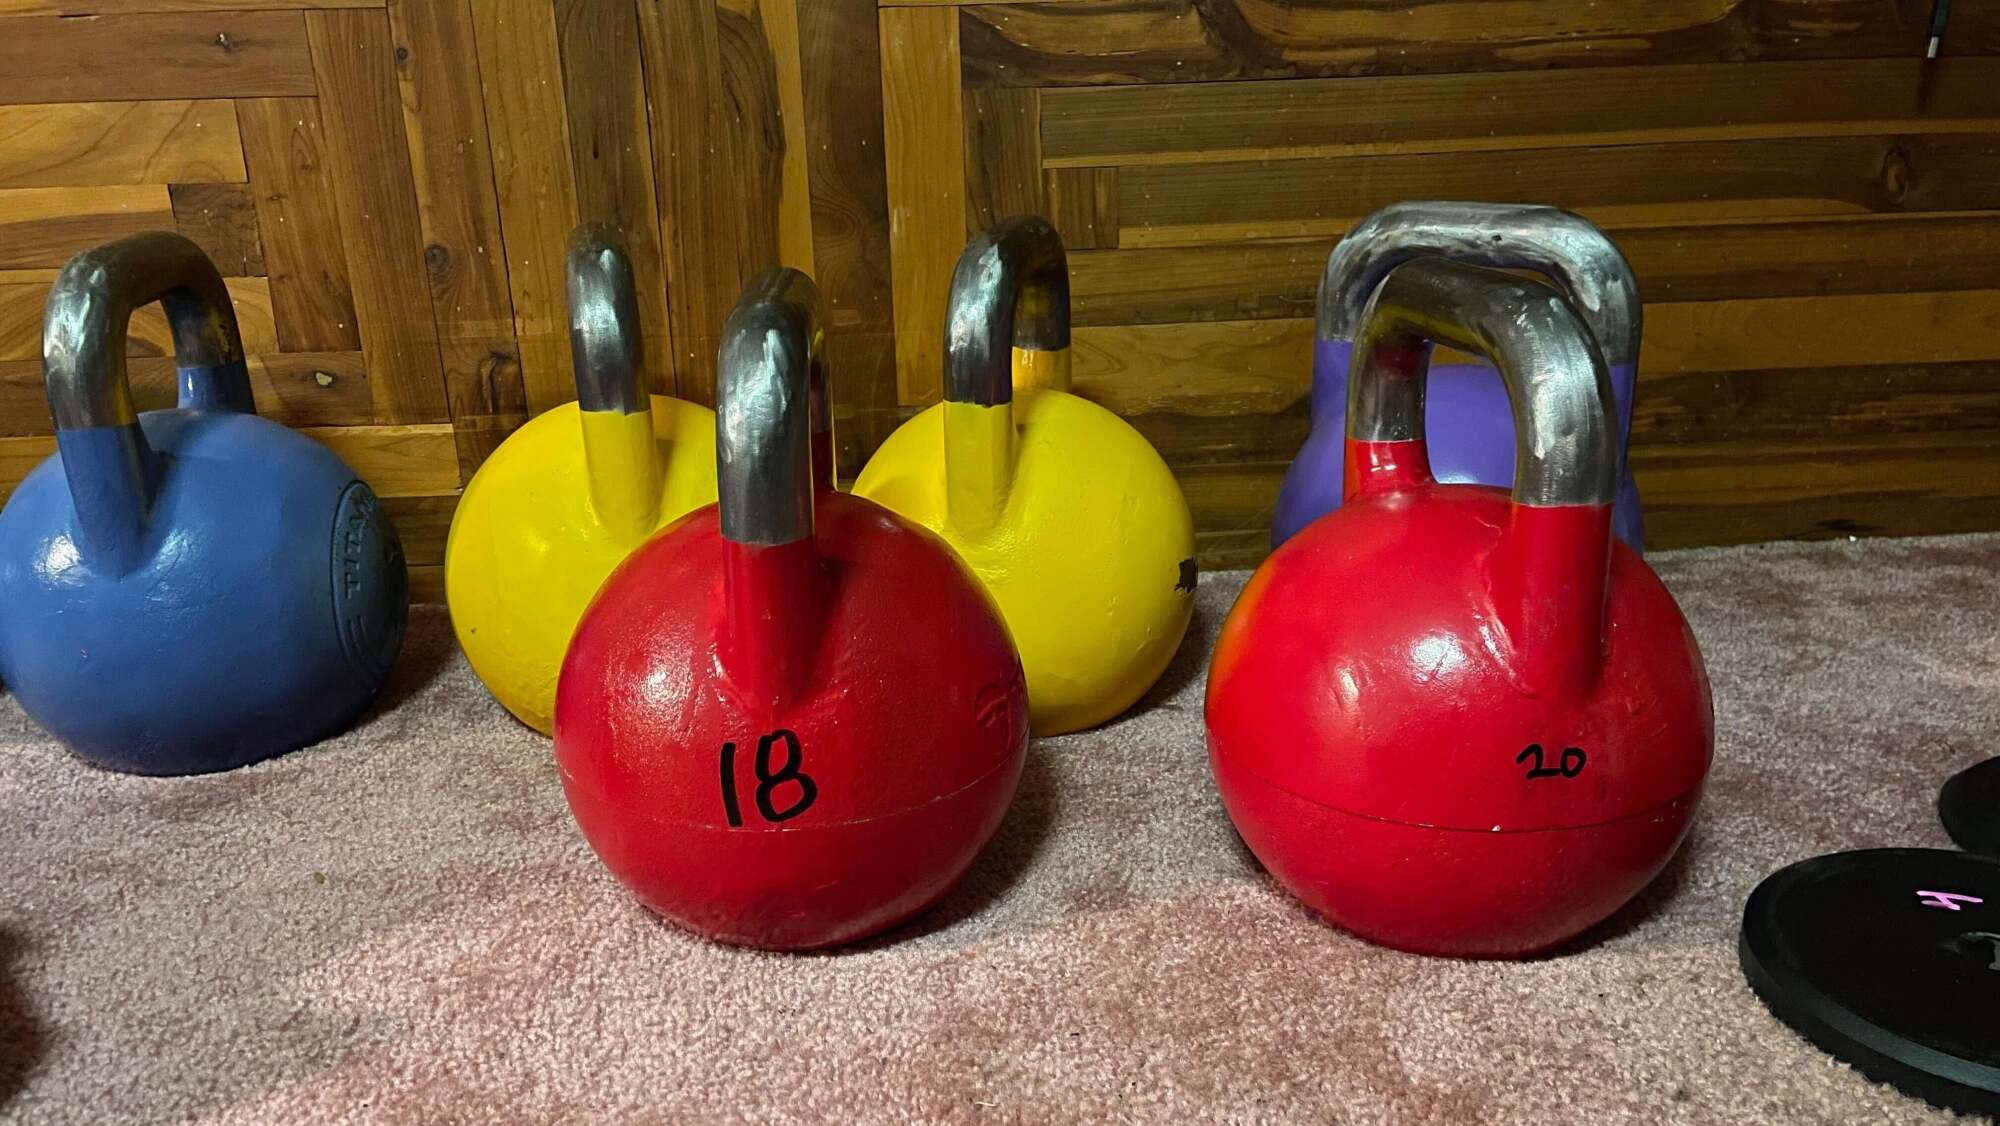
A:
[
  {"left": 854, "top": 216, "right": 1196, "bottom": 735},
  {"left": 445, "top": 224, "right": 717, "bottom": 733},
  {"left": 1206, "top": 257, "right": 1712, "bottom": 958},
  {"left": 554, "top": 268, "right": 1029, "bottom": 950},
  {"left": 0, "top": 232, "right": 407, "bottom": 775},
  {"left": 1272, "top": 201, "right": 1646, "bottom": 551}
]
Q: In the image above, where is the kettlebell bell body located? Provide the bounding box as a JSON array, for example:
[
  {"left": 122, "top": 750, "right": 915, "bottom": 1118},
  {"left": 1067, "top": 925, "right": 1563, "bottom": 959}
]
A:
[
  {"left": 555, "top": 269, "right": 1029, "bottom": 950},
  {"left": 855, "top": 217, "right": 1196, "bottom": 735},
  {"left": 1273, "top": 201, "right": 1646, "bottom": 551},
  {"left": 0, "top": 233, "right": 407, "bottom": 774},
  {"left": 1207, "top": 258, "right": 1711, "bottom": 958},
  {"left": 446, "top": 226, "right": 717, "bottom": 733}
]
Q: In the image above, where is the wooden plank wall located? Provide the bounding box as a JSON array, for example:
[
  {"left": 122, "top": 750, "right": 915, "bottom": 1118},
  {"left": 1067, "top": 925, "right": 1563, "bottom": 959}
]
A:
[
  {"left": 885, "top": 0, "right": 2000, "bottom": 567},
  {"left": 0, "top": 0, "right": 844, "bottom": 602},
  {"left": 1, "top": 3, "right": 1996, "bottom": 598}
]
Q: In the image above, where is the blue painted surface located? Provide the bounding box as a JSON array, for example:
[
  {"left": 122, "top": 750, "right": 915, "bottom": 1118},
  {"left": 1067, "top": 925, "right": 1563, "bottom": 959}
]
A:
[
  {"left": 0, "top": 408, "right": 408, "bottom": 775},
  {"left": 1271, "top": 339, "right": 1646, "bottom": 551}
]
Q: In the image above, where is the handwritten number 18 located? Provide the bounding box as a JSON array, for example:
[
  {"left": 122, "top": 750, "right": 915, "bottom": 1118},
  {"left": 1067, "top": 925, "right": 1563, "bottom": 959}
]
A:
[{"left": 719, "top": 729, "right": 819, "bottom": 827}]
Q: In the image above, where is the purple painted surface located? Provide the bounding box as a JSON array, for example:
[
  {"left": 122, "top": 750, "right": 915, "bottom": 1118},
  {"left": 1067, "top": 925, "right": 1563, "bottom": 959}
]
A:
[{"left": 1273, "top": 339, "right": 1645, "bottom": 550}]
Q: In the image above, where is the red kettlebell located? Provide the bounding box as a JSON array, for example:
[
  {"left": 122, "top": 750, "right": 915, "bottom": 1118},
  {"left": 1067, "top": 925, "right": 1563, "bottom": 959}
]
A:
[
  {"left": 554, "top": 268, "right": 1029, "bottom": 950},
  {"left": 1206, "top": 258, "right": 1713, "bottom": 958}
]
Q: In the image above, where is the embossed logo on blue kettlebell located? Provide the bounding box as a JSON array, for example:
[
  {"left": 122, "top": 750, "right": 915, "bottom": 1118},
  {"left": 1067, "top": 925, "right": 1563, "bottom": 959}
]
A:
[{"left": 331, "top": 481, "right": 407, "bottom": 683}]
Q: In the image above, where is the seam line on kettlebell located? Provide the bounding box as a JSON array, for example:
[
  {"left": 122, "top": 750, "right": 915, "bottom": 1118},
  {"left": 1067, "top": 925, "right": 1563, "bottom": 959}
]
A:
[{"left": 1226, "top": 768, "right": 1705, "bottom": 835}]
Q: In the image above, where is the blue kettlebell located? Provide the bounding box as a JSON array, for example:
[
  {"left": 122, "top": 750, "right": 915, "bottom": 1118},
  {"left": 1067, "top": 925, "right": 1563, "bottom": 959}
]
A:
[{"left": 0, "top": 232, "right": 408, "bottom": 775}]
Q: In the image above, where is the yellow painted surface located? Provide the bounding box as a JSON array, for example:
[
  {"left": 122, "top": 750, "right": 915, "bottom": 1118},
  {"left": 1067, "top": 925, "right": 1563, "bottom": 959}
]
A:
[
  {"left": 445, "top": 397, "right": 717, "bottom": 734},
  {"left": 856, "top": 361, "right": 1195, "bottom": 735}
]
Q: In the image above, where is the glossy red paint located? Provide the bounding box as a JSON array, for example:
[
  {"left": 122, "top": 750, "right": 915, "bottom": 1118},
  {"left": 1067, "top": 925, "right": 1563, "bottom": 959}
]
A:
[
  {"left": 1207, "top": 437, "right": 1713, "bottom": 958},
  {"left": 554, "top": 490, "right": 1029, "bottom": 950}
]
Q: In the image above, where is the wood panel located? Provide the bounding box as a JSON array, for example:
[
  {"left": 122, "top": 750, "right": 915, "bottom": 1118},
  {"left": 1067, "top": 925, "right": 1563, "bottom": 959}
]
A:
[
  {"left": 0, "top": 351, "right": 371, "bottom": 437},
  {"left": 467, "top": 0, "right": 579, "bottom": 414},
  {"left": 306, "top": 8, "right": 449, "bottom": 424},
  {"left": 1068, "top": 214, "right": 2000, "bottom": 326},
  {"left": 637, "top": 0, "right": 807, "bottom": 405},
  {"left": 0, "top": 185, "right": 173, "bottom": 268},
  {"left": 1040, "top": 58, "right": 2000, "bottom": 167},
  {"left": 170, "top": 182, "right": 264, "bottom": 276},
  {"left": 0, "top": 13, "right": 317, "bottom": 105},
  {"left": 957, "top": 1, "right": 1999, "bottom": 87},
  {"left": 1118, "top": 133, "right": 2000, "bottom": 246},
  {"left": 0, "top": 0, "right": 1992, "bottom": 575},
  {"left": 880, "top": 5, "right": 964, "bottom": 405},
  {"left": 236, "top": 97, "right": 361, "bottom": 353},
  {"left": 0, "top": 100, "right": 244, "bottom": 188},
  {"left": 0, "top": 276, "right": 276, "bottom": 364},
  {"left": 390, "top": 0, "right": 525, "bottom": 478},
  {"left": 557, "top": 0, "right": 675, "bottom": 398}
]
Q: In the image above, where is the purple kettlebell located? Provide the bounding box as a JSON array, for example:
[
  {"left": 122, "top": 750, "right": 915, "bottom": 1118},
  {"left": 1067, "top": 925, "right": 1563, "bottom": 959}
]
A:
[{"left": 1272, "top": 201, "right": 1645, "bottom": 551}]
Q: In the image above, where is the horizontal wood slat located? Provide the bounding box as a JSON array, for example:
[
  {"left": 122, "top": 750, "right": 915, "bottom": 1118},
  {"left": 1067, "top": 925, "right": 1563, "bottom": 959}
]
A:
[
  {"left": 0, "top": 350, "right": 371, "bottom": 436},
  {"left": 1070, "top": 214, "right": 2000, "bottom": 326},
  {"left": 1068, "top": 290, "right": 2000, "bottom": 419},
  {"left": 0, "top": 185, "right": 174, "bottom": 269},
  {"left": 1117, "top": 134, "right": 2000, "bottom": 246},
  {"left": 0, "top": 276, "right": 276, "bottom": 364},
  {"left": 0, "top": 423, "right": 454, "bottom": 510},
  {"left": 0, "top": 13, "right": 317, "bottom": 105},
  {"left": 0, "top": 2, "right": 377, "bottom": 12},
  {"left": 1042, "top": 58, "right": 2000, "bottom": 168},
  {"left": 0, "top": 100, "right": 244, "bottom": 188},
  {"left": 958, "top": 1, "right": 1999, "bottom": 88}
]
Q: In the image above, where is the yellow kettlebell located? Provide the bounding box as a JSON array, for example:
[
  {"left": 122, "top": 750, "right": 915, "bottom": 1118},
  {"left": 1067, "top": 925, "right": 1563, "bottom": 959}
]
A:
[
  {"left": 445, "top": 225, "right": 717, "bottom": 733},
  {"left": 855, "top": 216, "right": 1196, "bottom": 734}
]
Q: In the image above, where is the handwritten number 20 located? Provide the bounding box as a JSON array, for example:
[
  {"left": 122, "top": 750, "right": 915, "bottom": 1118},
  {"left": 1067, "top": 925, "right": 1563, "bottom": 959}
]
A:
[
  {"left": 719, "top": 729, "right": 819, "bottom": 827},
  {"left": 1517, "top": 743, "right": 1587, "bottom": 780}
]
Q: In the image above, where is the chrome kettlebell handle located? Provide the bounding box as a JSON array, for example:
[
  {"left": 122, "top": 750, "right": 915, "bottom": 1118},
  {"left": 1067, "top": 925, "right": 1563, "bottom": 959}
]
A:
[
  {"left": 717, "top": 267, "right": 831, "bottom": 547},
  {"left": 1317, "top": 202, "right": 1640, "bottom": 368},
  {"left": 44, "top": 230, "right": 253, "bottom": 428},
  {"left": 944, "top": 215, "right": 1069, "bottom": 406},
  {"left": 566, "top": 224, "right": 648, "bottom": 414},
  {"left": 1349, "top": 257, "right": 1619, "bottom": 509}
]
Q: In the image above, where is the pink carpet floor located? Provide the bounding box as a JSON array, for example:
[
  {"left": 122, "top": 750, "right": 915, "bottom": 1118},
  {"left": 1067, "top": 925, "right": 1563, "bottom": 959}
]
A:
[{"left": 3, "top": 533, "right": 1997, "bottom": 1123}]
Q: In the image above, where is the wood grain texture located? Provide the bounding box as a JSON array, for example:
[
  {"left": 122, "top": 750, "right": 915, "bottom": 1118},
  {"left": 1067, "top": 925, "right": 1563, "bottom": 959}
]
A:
[
  {"left": 0, "top": 350, "right": 371, "bottom": 437},
  {"left": 169, "top": 182, "right": 263, "bottom": 276},
  {"left": 467, "top": 0, "right": 579, "bottom": 414},
  {"left": 962, "top": 83, "right": 1040, "bottom": 233},
  {"left": 390, "top": 0, "right": 526, "bottom": 479},
  {"left": 638, "top": 0, "right": 800, "bottom": 405},
  {"left": 1040, "top": 58, "right": 2000, "bottom": 167},
  {"left": 958, "top": 1, "right": 1999, "bottom": 88},
  {"left": 0, "top": 1, "right": 377, "bottom": 11},
  {"left": 0, "top": 276, "right": 275, "bottom": 365},
  {"left": 880, "top": 5, "right": 964, "bottom": 405},
  {"left": 1043, "top": 166, "right": 1116, "bottom": 250},
  {"left": 303, "top": 422, "right": 461, "bottom": 496},
  {"left": 0, "top": 100, "right": 243, "bottom": 189},
  {"left": 1117, "top": 134, "right": 2000, "bottom": 245},
  {"left": 236, "top": 97, "right": 361, "bottom": 352},
  {"left": 0, "top": 12, "right": 317, "bottom": 105},
  {"left": 1065, "top": 287, "right": 2000, "bottom": 422},
  {"left": 308, "top": 8, "right": 449, "bottom": 424},
  {"left": 556, "top": 0, "right": 675, "bottom": 398},
  {"left": 799, "top": 0, "right": 894, "bottom": 334},
  {"left": 737, "top": 0, "right": 816, "bottom": 275},
  {"left": 1069, "top": 214, "right": 2000, "bottom": 326},
  {"left": 0, "top": 185, "right": 172, "bottom": 269},
  {"left": 1633, "top": 430, "right": 2000, "bottom": 548}
]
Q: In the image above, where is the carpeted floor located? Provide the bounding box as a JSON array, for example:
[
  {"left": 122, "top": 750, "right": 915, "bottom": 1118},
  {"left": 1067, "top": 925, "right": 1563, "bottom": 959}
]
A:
[{"left": 3, "top": 533, "right": 1997, "bottom": 1124}]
